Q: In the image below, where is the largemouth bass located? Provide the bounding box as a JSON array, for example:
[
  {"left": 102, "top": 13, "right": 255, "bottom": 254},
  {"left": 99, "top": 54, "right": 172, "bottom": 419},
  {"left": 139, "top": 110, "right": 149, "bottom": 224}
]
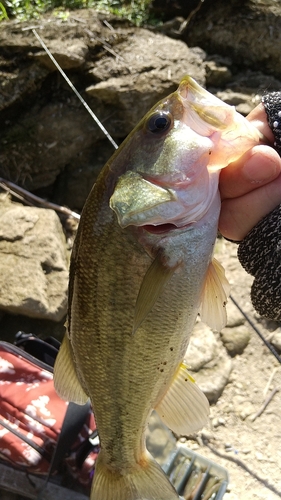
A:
[{"left": 54, "top": 76, "right": 262, "bottom": 500}]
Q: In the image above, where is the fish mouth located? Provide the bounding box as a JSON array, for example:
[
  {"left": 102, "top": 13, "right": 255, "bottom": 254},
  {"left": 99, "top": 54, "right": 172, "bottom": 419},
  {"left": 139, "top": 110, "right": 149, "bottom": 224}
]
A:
[
  {"left": 142, "top": 218, "right": 197, "bottom": 234},
  {"left": 142, "top": 223, "right": 180, "bottom": 234}
]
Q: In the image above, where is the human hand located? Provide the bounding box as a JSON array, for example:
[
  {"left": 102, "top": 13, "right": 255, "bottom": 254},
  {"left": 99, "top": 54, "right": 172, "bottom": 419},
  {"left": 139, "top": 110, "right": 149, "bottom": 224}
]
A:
[{"left": 219, "top": 103, "right": 281, "bottom": 241}]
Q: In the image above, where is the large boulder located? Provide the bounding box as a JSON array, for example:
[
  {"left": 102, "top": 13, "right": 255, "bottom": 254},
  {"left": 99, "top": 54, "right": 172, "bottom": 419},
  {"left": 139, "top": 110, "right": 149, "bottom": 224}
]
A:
[
  {"left": 0, "top": 195, "right": 68, "bottom": 321},
  {"left": 86, "top": 29, "right": 205, "bottom": 131},
  {"left": 184, "top": 0, "right": 281, "bottom": 78}
]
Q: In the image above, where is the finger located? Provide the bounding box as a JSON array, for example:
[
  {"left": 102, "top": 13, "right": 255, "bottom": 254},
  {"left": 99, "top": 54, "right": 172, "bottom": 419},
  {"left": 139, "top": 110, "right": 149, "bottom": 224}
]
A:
[
  {"left": 219, "top": 145, "right": 281, "bottom": 200},
  {"left": 219, "top": 173, "right": 281, "bottom": 241},
  {"left": 247, "top": 103, "right": 275, "bottom": 142}
]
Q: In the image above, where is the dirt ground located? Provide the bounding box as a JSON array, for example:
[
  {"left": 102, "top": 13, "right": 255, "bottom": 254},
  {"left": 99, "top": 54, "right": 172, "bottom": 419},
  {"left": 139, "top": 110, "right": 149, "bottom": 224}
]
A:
[{"left": 181, "top": 240, "right": 281, "bottom": 500}]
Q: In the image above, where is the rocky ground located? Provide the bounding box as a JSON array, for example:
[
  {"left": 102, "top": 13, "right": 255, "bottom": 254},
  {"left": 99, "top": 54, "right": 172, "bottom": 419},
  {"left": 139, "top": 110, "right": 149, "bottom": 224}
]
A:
[{"left": 1, "top": 2, "right": 281, "bottom": 499}]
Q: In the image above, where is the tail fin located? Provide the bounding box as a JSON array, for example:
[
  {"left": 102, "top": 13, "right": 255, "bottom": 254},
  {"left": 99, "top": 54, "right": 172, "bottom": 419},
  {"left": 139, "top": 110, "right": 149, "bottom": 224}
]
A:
[{"left": 91, "top": 450, "right": 179, "bottom": 500}]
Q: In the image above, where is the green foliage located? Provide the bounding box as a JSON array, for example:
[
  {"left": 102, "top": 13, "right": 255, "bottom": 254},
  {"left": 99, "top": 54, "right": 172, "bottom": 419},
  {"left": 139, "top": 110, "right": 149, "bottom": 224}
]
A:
[
  {"left": 0, "top": 2, "right": 9, "bottom": 20},
  {"left": 1, "top": 0, "right": 155, "bottom": 25},
  {"left": 92, "top": 0, "right": 152, "bottom": 26},
  {"left": 2, "top": 0, "right": 89, "bottom": 20}
]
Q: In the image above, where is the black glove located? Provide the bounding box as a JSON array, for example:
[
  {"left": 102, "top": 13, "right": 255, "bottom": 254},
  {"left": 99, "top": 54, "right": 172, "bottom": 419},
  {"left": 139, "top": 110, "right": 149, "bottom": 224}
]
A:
[{"left": 237, "top": 92, "right": 281, "bottom": 321}]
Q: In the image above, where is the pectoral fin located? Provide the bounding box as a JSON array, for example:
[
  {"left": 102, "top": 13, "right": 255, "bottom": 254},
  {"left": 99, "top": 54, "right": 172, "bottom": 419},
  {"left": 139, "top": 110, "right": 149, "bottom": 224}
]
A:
[
  {"left": 133, "top": 253, "right": 176, "bottom": 333},
  {"left": 53, "top": 334, "right": 89, "bottom": 405},
  {"left": 155, "top": 360, "right": 209, "bottom": 435},
  {"left": 199, "top": 257, "right": 230, "bottom": 331}
]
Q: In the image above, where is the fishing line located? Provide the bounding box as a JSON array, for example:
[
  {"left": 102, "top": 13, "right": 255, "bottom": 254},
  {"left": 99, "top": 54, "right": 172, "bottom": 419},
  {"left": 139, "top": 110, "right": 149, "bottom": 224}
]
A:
[
  {"left": 32, "top": 29, "right": 119, "bottom": 151},
  {"left": 230, "top": 295, "right": 281, "bottom": 365}
]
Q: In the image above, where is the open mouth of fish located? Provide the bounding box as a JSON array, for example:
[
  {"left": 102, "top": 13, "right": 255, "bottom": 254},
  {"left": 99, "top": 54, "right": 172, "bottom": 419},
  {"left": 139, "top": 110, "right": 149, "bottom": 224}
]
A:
[
  {"left": 143, "top": 219, "right": 197, "bottom": 234},
  {"left": 142, "top": 223, "right": 179, "bottom": 234}
]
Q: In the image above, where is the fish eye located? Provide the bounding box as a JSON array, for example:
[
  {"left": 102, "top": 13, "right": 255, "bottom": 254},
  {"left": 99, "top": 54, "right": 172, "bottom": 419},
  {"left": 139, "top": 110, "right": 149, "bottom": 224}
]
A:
[{"left": 146, "top": 112, "right": 172, "bottom": 134}]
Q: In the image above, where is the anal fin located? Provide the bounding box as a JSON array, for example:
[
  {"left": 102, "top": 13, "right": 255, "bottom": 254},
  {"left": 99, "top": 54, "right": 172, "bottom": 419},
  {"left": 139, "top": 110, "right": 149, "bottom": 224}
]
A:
[
  {"left": 53, "top": 334, "right": 89, "bottom": 405},
  {"left": 199, "top": 257, "right": 230, "bottom": 331},
  {"left": 155, "top": 360, "right": 209, "bottom": 436}
]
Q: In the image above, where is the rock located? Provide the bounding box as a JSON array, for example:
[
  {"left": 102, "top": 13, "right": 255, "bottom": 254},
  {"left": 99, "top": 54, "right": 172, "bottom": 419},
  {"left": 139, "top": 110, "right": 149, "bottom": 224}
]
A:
[
  {"left": 0, "top": 91, "right": 105, "bottom": 192},
  {"left": 146, "top": 427, "right": 172, "bottom": 463},
  {"left": 213, "top": 70, "right": 281, "bottom": 115},
  {"left": 192, "top": 351, "right": 233, "bottom": 404},
  {"left": 86, "top": 29, "right": 206, "bottom": 133},
  {"left": 236, "top": 400, "right": 256, "bottom": 421},
  {"left": 271, "top": 331, "right": 281, "bottom": 351},
  {"left": 225, "top": 299, "right": 245, "bottom": 328},
  {"left": 184, "top": 0, "right": 281, "bottom": 78},
  {"left": 220, "top": 325, "right": 251, "bottom": 356},
  {"left": 215, "top": 90, "right": 256, "bottom": 115},
  {"left": 255, "top": 451, "right": 265, "bottom": 461},
  {"left": 0, "top": 195, "right": 68, "bottom": 321},
  {"left": 205, "top": 59, "right": 232, "bottom": 87},
  {"left": 146, "top": 411, "right": 176, "bottom": 465},
  {"left": 224, "top": 443, "right": 233, "bottom": 451},
  {"left": 0, "top": 63, "right": 49, "bottom": 113},
  {"left": 52, "top": 139, "right": 112, "bottom": 211},
  {"left": 185, "top": 322, "right": 233, "bottom": 403},
  {"left": 185, "top": 321, "right": 219, "bottom": 371},
  {"left": 212, "top": 417, "right": 226, "bottom": 428},
  {"left": 200, "top": 429, "right": 214, "bottom": 442},
  {"left": 33, "top": 40, "right": 89, "bottom": 70}
]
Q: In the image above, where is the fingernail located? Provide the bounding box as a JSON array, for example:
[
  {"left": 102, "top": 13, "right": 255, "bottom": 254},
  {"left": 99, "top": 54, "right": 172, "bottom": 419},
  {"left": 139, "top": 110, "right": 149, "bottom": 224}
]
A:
[{"left": 243, "top": 152, "right": 278, "bottom": 183}]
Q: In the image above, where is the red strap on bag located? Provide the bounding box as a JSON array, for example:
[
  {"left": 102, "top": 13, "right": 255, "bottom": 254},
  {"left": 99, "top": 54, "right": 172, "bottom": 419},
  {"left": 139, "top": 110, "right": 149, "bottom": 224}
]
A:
[
  {"left": 0, "top": 341, "right": 99, "bottom": 485},
  {"left": 0, "top": 342, "right": 68, "bottom": 474}
]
